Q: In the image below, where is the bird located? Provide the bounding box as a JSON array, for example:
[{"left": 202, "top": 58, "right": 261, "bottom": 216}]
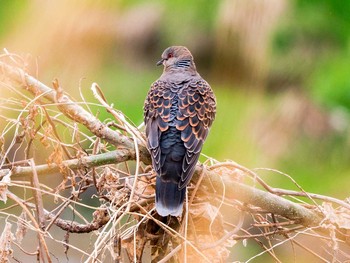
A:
[{"left": 144, "top": 46, "right": 216, "bottom": 217}]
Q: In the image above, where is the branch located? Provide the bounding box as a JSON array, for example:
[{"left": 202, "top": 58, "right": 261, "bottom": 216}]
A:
[
  {"left": 195, "top": 169, "right": 322, "bottom": 227},
  {"left": 9, "top": 149, "right": 133, "bottom": 177},
  {"left": 0, "top": 61, "right": 151, "bottom": 165}
]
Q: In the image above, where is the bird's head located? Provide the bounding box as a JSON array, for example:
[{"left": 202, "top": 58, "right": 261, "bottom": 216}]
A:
[{"left": 157, "top": 46, "right": 196, "bottom": 71}]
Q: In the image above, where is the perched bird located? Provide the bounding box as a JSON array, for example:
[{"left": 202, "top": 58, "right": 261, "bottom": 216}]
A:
[{"left": 144, "top": 46, "right": 216, "bottom": 217}]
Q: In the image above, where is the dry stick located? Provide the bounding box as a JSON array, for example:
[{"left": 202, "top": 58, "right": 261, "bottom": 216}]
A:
[
  {"left": 44, "top": 179, "right": 95, "bottom": 232},
  {"left": 254, "top": 167, "right": 350, "bottom": 211},
  {"left": 91, "top": 137, "right": 100, "bottom": 190},
  {"left": 0, "top": 88, "right": 52, "bottom": 168},
  {"left": 45, "top": 198, "right": 74, "bottom": 232},
  {"left": 158, "top": 244, "right": 182, "bottom": 263},
  {"left": 10, "top": 149, "right": 132, "bottom": 177},
  {"left": 291, "top": 239, "right": 330, "bottom": 263},
  {"left": 42, "top": 106, "right": 73, "bottom": 159},
  {"left": 29, "top": 159, "right": 46, "bottom": 229},
  {"left": 47, "top": 208, "right": 110, "bottom": 234},
  {"left": 265, "top": 187, "right": 350, "bottom": 211},
  {"left": 9, "top": 189, "right": 106, "bottom": 234},
  {"left": 12, "top": 241, "right": 41, "bottom": 256},
  {"left": 7, "top": 192, "right": 52, "bottom": 263},
  {"left": 91, "top": 83, "right": 147, "bottom": 147},
  {"left": 209, "top": 162, "right": 350, "bottom": 211},
  {"left": 232, "top": 225, "right": 306, "bottom": 240},
  {"left": 7, "top": 180, "right": 93, "bottom": 227},
  {"left": 28, "top": 159, "right": 49, "bottom": 263},
  {"left": 193, "top": 168, "right": 322, "bottom": 227},
  {"left": 201, "top": 212, "right": 245, "bottom": 251},
  {"left": 238, "top": 226, "right": 284, "bottom": 263}
]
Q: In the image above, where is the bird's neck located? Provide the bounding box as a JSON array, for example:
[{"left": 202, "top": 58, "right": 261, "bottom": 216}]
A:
[
  {"left": 160, "top": 68, "right": 199, "bottom": 82},
  {"left": 165, "top": 59, "right": 196, "bottom": 72},
  {"left": 174, "top": 59, "right": 193, "bottom": 69}
]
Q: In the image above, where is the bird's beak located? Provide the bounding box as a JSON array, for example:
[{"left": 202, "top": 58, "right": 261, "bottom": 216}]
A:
[{"left": 156, "top": 58, "right": 165, "bottom": 66}]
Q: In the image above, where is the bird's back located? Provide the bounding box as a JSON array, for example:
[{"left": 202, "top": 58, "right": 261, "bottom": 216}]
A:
[{"left": 144, "top": 46, "right": 216, "bottom": 216}]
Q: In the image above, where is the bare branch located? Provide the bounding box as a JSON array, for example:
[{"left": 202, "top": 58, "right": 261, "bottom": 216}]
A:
[{"left": 9, "top": 149, "right": 133, "bottom": 177}]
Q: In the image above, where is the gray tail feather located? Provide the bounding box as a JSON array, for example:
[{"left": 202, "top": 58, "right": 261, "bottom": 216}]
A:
[{"left": 155, "top": 177, "right": 185, "bottom": 217}]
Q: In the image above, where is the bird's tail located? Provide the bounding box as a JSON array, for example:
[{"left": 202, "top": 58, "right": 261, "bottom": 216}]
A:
[{"left": 155, "top": 177, "right": 186, "bottom": 217}]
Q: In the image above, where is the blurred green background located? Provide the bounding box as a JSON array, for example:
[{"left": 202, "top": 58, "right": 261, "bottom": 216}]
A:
[{"left": 1, "top": 0, "right": 350, "bottom": 261}]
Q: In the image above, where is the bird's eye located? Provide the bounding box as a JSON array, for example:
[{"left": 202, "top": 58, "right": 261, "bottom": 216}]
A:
[{"left": 167, "top": 53, "right": 173, "bottom": 59}]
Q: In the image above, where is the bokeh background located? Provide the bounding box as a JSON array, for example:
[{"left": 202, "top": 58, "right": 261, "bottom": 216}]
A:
[{"left": 1, "top": 0, "right": 350, "bottom": 261}]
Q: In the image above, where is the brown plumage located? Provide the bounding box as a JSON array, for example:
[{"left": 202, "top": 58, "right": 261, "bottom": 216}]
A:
[{"left": 144, "top": 46, "right": 216, "bottom": 216}]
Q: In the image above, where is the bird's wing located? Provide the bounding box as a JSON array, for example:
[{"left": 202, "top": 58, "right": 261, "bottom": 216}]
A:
[
  {"left": 144, "top": 80, "right": 174, "bottom": 174},
  {"left": 176, "top": 79, "right": 216, "bottom": 189}
]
